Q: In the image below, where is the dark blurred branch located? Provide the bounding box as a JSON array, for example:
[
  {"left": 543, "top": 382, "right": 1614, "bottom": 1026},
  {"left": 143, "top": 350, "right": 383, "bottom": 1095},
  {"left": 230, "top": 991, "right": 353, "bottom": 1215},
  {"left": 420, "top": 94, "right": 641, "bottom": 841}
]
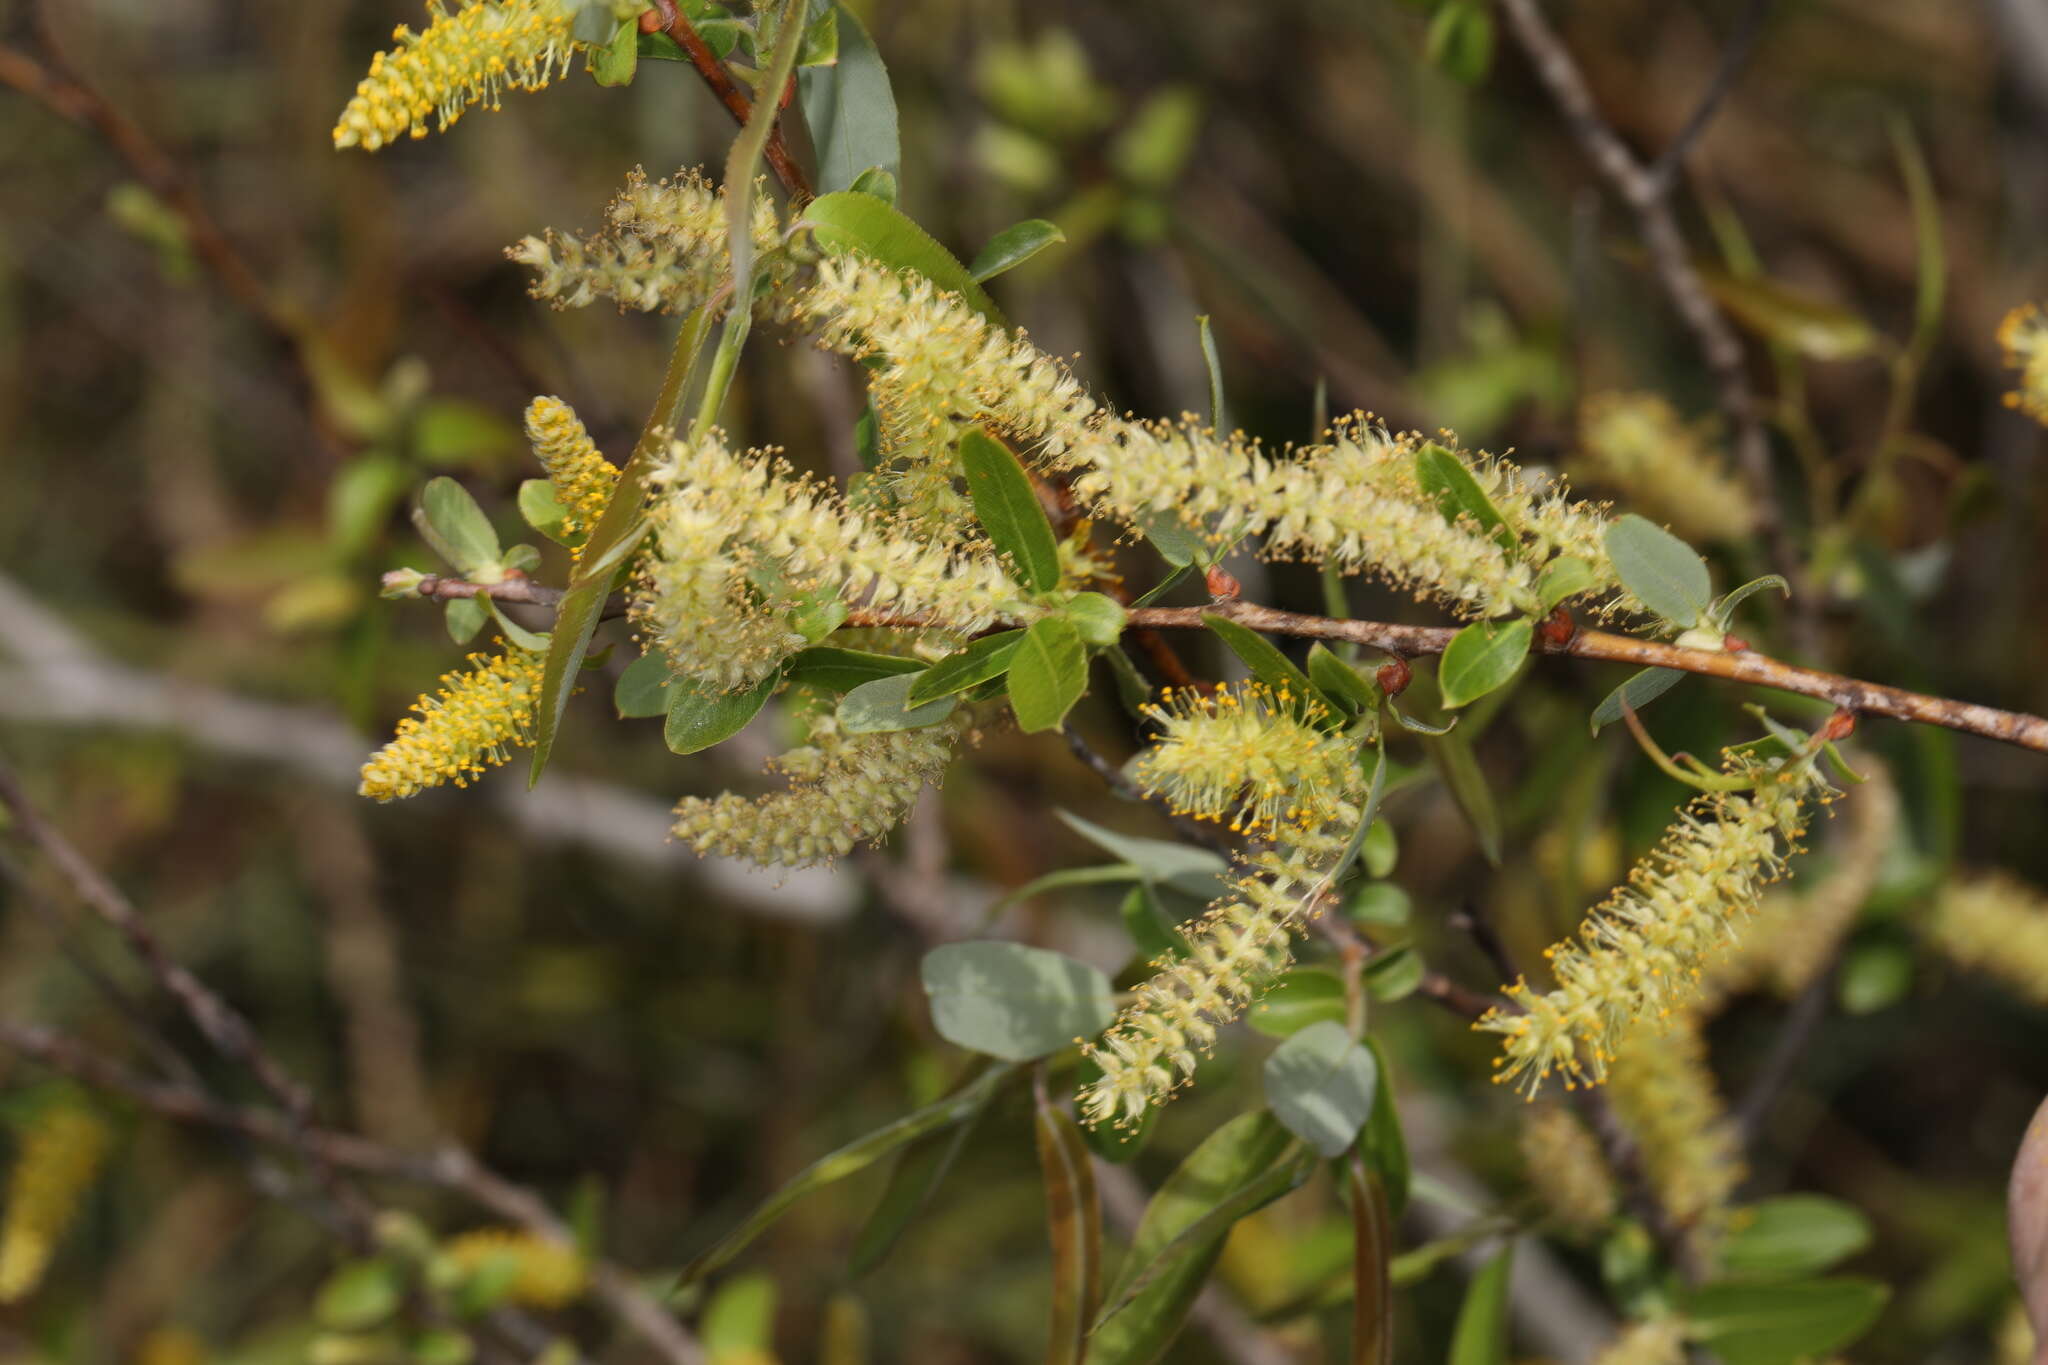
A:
[
  {"left": 646, "top": 1, "right": 813, "bottom": 203},
  {"left": 1493, "top": 0, "right": 1805, "bottom": 610},
  {"left": 1647, "top": 0, "right": 1775, "bottom": 194}
]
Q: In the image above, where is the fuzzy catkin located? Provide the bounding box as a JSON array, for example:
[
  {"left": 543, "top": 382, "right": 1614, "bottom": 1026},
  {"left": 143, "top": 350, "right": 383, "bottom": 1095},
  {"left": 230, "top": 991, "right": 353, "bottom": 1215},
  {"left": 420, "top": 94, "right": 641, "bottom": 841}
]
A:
[
  {"left": 1606, "top": 1015, "right": 1744, "bottom": 1254},
  {"left": 672, "top": 714, "right": 961, "bottom": 868},
  {"left": 1574, "top": 393, "right": 1759, "bottom": 546},
  {"left": 358, "top": 643, "right": 544, "bottom": 800},
  {"left": 442, "top": 1227, "right": 587, "bottom": 1309},
  {"left": 1591, "top": 1318, "right": 1691, "bottom": 1365},
  {"left": 511, "top": 168, "right": 790, "bottom": 316},
  {"left": 333, "top": 0, "right": 578, "bottom": 151},
  {"left": 525, "top": 395, "right": 616, "bottom": 554},
  {"left": 1518, "top": 1104, "right": 1617, "bottom": 1239},
  {"left": 1478, "top": 756, "right": 1830, "bottom": 1096},
  {"left": 1131, "top": 683, "right": 1360, "bottom": 835},
  {"left": 0, "top": 1104, "right": 112, "bottom": 1301},
  {"left": 1924, "top": 873, "right": 2048, "bottom": 1007}
]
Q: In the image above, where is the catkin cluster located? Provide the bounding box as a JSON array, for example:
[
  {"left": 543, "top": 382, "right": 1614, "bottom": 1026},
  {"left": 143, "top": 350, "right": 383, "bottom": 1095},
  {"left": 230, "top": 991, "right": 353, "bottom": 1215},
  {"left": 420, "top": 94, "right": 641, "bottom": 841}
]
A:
[
  {"left": 1518, "top": 1104, "right": 1617, "bottom": 1239},
  {"left": 0, "top": 1103, "right": 112, "bottom": 1302},
  {"left": 333, "top": 0, "right": 578, "bottom": 151},
  {"left": 442, "top": 1227, "right": 587, "bottom": 1309},
  {"left": 1131, "top": 683, "right": 1359, "bottom": 835},
  {"left": 1478, "top": 756, "right": 1830, "bottom": 1096},
  {"left": 525, "top": 395, "right": 617, "bottom": 554},
  {"left": 1606, "top": 1016, "right": 1744, "bottom": 1253},
  {"left": 672, "top": 713, "right": 964, "bottom": 868},
  {"left": 1923, "top": 873, "right": 2048, "bottom": 1006},
  {"left": 359, "top": 642, "right": 545, "bottom": 800}
]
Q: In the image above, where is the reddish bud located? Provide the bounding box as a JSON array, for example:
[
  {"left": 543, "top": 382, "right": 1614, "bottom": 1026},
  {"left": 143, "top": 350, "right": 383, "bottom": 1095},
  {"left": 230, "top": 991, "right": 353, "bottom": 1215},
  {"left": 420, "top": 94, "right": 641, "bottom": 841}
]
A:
[
  {"left": 1821, "top": 710, "right": 1857, "bottom": 741},
  {"left": 1376, "top": 656, "right": 1412, "bottom": 697},
  {"left": 1723, "top": 634, "right": 1750, "bottom": 653},
  {"left": 1205, "top": 565, "right": 1242, "bottom": 601},
  {"left": 638, "top": 7, "right": 665, "bottom": 33},
  {"left": 1538, "top": 607, "right": 1576, "bottom": 647}
]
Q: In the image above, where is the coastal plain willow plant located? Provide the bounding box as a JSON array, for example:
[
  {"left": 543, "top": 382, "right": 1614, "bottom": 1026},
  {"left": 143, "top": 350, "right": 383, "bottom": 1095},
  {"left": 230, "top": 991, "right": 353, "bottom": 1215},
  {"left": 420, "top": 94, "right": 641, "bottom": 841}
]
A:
[{"left": 305, "top": 2, "right": 2048, "bottom": 1361}]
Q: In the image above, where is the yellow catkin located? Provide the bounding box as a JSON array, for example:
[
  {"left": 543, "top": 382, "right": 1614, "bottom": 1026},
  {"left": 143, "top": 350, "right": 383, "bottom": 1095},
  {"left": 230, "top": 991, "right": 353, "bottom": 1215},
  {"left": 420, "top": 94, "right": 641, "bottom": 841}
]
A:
[
  {"left": 358, "top": 643, "right": 545, "bottom": 800},
  {"left": 1924, "top": 873, "right": 2048, "bottom": 1007},
  {"left": 1607, "top": 1015, "right": 1743, "bottom": 1254},
  {"left": 1574, "top": 393, "right": 1759, "bottom": 545},
  {"left": 1518, "top": 1103, "right": 1618, "bottom": 1239},
  {"left": 1999, "top": 303, "right": 2048, "bottom": 427},
  {"left": 133, "top": 1326, "right": 210, "bottom": 1365},
  {"left": 524, "top": 396, "right": 617, "bottom": 555},
  {"left": 333, "top": 0, "right": 578, "bottom": 151},
  {"left": 1131, "top": 683, "right": 1358, "bottom": 835},
  {"left": 1591, "top": 1318, "right": 1691, "bottom": 1365},
  {"left": 1477, "top": 755, "right": 1830, "bottom": 1096},
  {"left": 442, "top": 1227, "right": 587, "bottom": 1309},
  {"left": 0, "top": 1104, "right": 112, "bottom": 1302}
]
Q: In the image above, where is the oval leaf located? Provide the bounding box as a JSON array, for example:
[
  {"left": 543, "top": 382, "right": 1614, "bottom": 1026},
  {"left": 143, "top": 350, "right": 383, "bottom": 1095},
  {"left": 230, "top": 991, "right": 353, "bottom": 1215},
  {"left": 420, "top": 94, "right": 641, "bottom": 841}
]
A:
[
  {"left": 839, "top": 671, "right": 959, "bottom": 733},
  {"left": 666, "top": 671, "right": 779, "bottom": 755},
  {"left": 1718, "top": 1196, "right": 1873, "bottom": 1282},
  {"left": 1247, "top": 967, "right": 1349, "bottom": 1039},
  {"left": 802, "top": 190, "right": 1001, "bottom": 323},
  {"left": 1680, "top": 1277, "right": 1889, "bottom": 1365},
  {"left": 416, "top": 477, "right": 500, "bottom": 576},
  {"left": 1009, "top": 616, "right": 1089, "bottom": 733},
  {"left": 959, "top": 428, "right": 1061, "bottom": 593},
  {"left": 907, "top": 630, "right": 1026, "bottom": 705},
  {"left": 970, "top": 219, "right": 1067, "bottom": 282},
  {"left": 1606, "top": 515, "right": 1712, "bottom": 629},
  {"left": 1438, "top": 618, "right": 1532, "bottom": 709},
  {"left": 614, "top": 651, "right": 673, "bottom": 718},
  {"left": 1263, "top": 1021, "right": 1379, "bottom": 1158},
  {"left": 796, "top": 1, "right": 900, "bottom": 195},
  {"left": 1415, "top": 443, "right": 1512, "bottom": 550},
  {"left": 922, "top": 942, "right": 1114, "bottom": 1062}
]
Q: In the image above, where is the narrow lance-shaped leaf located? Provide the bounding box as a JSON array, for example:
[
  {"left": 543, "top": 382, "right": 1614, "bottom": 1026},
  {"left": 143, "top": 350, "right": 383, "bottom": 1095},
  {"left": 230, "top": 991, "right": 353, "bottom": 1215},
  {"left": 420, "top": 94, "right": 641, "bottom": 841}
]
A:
[
  {"left": 969, "top": 219, "right": 1067, "bottom": 282},
  {"left": 958, "top": 428, "right": 1061, "bottom": 593},
  {"left": 1447, "top": 1243, "right": 1514, "bottom": 1365},
  {"left": 1347, "top": 1154, "right": 1394, "bottom": 1365},
  {"left": 1589, "top": 666, "right": 1686, "bottom": 734},
  {"left": 797, "top": 1, "right": 900, "bottom": 194},
  {"left": 907, "top": 630, "right": 1026, "bottom": 705},
  {"left": 1036, "top": 1080, "right": 1103, "bottom": 1365},
  {"left": 1414, "top": 443, "right": 1513, "bottom": 551},
  {"left": 1202, "top": 613, "right": 1335, "bottom": 713},
  {"left": 848, "top": 1061, "right": 1003, "bottom": 1276}
]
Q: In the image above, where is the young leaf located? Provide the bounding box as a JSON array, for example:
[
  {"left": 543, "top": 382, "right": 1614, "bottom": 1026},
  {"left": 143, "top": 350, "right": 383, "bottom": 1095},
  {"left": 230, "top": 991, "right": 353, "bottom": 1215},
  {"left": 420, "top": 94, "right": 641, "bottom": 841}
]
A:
[
  {"left": 1036, "top": 1089, "right": 1104, "bottom": 1365},
  {"left": 848, "top": 166, "right": 897, "bottom": 205},
  {"left": 1056, "top": 810, "right": 1230, "bottom": 898},
  {"left": 1537, "top": 555, "right": 1600, "bottom": 610},
  {"left": 1589, "top": 666, "right": 1686, "bottom": 734},
  {"left": 839, "top": 672, "right": 959, "bottom": 733},
  {"left": 801, "top": 190, "right": 1002, "bottom": 324},
  {"left": 1119, "top": 883, "right": 1189, "bottom": 963},
  {"left": 444, "top": 596, "right": 487, "bottom": 645},
  {"left": 784, "top": 646, "right": 924, "bottom": 693},
  {"left": 1711, "top": 573, "right": 1792, "bottom": 630},
  {"left": 1247, "top": 967, "right": 1348, "bottom": 1039},
  {"left": 1448, "top": 1244, "right": 1514, "bottom": 1365},
  {"left": 906, "top": 632, "right": 1025, "bottom": 706},
  {"left": 1694, "top": 269, "right": 1878, "bottom": 361},
  {"left": 415, "top": 477, "right": 500, "bottom": 577},
  {"left": 1356, "top": 1037, "right": 1410, "bottom": 1214},
  {"left": 969, "top": 219, "right": 1067, "bottom": 282},
  {"left": 587, "top": 17, "right": 638, "bottom": 86},
  {"left": 1426, "top": 0, "right": 1495, "bottom": 85},
  {"left": 1414, "top": 443, "right": 1513, "bottom": 549},
  {"left": 1008, "top": 616, "right": 1088, "bottom": 733},
  {"left": 517, "top": 478, "right": 573, "bottom": 545},
  {"left": 920, "top": 942, "right": 1115, "bottom": 1062},
  {"left": 1263, "top": 1021, "right": 1379, "bottom": 1158},
  {"left": 1197, "top": 314, "right": 1228, "bottom": 430},
  {"left": 796, "top": 1, "right": 899, "bottom": 194},
  {"left": 958, "top": 429, "right": 1061, "bottom": 593},
  {"left": 1307, "top": 644, "right": 1381, "bottom": 715},
  {"left": 1438, "top": 618, "right": 1532, "bottom": 709},
  {"left": 1202, "top": 613, "right": 1332, "bottom": 712},
  {"left": 1606, "top": 514, "right": 1713, "bottom": 629},
  {"left": 1137, "top": 512, "right": 1209, "bottom": 569},
  {"left": 665, "top": 671, "right": 779, "bottom": 755},
  {"left": 1364, "top": 945, "right": 1423, "bottom": 1002},
  {"left": 1679, "top": 1277, "right": 1889, "bottom": 1365},
  {"left": 1717, "top": 1197, "right": 1873, "bottom": 1282},
  {"left": 1062, "top": 592, "right": 1128, "bottom": 647}
]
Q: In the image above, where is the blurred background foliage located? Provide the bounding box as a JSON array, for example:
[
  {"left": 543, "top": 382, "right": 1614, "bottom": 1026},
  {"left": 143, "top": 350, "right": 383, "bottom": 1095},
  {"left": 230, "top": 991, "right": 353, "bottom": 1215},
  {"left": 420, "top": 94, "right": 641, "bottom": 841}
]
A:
[{"left": 2, "top": 0, "right": 2048, "bottom": 1360}]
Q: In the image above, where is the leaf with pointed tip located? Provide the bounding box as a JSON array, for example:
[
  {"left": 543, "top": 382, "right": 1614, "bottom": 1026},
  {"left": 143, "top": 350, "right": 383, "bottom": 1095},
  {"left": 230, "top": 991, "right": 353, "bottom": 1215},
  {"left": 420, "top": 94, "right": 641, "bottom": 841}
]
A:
[
  {"left": 797, "top": 2, "right": 899, "bottom": 194},
  {"left": 801, "top": 191, "right": 1001, "bottom": 323},
  {"left": 839, "top": 672, "right": 958, "bottom": 733},
  {"left": 1590, "top": 667, "right": 1686, "bottom": 734},
  {"left": 959, "top": 429, "right": 1061, "bottom": 593},
  {"left": 1008, "top": 616, "right": 1088, "bottom": 732},
  {"left": 1448, "top": 1244, "right": 1514, "bottom": 1365},
  {"left": 969, "top": 219, "right": 1066, "bottom": 282},
  {"left": 666, "top": 671, "right": 779, "bottom": 755},
  {"left": 416, "top": 478, "right": 500, "bottom": 576},
  {"left": 1037, "top": 1091, "right": 1103, "bottom": 1365},
  {"left": 1202, "top": 613, "right": 1333, "bottom": 713},
  {"left": 784, "top": 646, "right": 923, "bottom": 693},
  {"left": 907, "top": 630, "right": 1026, "bottom": 705},
  {"left": 1414, "top": 443, "right": 1513, "bottom": 551}
]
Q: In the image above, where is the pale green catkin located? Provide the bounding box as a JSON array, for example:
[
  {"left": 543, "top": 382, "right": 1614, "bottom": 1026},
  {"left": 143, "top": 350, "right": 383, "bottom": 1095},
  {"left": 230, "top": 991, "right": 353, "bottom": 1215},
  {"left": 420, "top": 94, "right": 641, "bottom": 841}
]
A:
[{"left": 1606, "top": 1015, "right": 1744, "bottom": 1255}]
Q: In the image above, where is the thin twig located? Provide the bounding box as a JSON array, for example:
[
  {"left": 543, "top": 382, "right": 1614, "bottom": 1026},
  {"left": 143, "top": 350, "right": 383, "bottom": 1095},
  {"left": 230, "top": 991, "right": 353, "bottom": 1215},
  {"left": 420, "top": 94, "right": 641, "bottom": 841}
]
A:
[
  {"left": 648, "top": 0, "right": 813, "bottom": 204},
  {"left": 1647, "top": 0, "right": 1776, "bottom": 194}
]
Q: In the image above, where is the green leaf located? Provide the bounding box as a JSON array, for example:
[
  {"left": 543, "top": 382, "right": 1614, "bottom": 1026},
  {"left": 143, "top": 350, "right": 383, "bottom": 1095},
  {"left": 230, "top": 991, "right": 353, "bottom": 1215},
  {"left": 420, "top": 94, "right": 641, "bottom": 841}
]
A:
[
  {"left": 1426, "top": 0, "right": 1495, "bottom": 84},
  {"left": 1837, "top": 940, "right": 1913, "bottom": 1015},
  {"left": 1590, "top": 667, "right": 1686, "bottom": 734},
  {"left": 1711, "top": 573, "right": 1791, "bottom": 630},
  {"left": 1448, "top": 1244, "right": 1514, "bottom": 1365},
  {"left": 1247, "top": 967, "right": 1348, "bottom": 1039},
  {"left": 1438, "top": 618, "right": 1533, "bottom": 709},
  {"left": 958, "top": 428, "right": 1061, "bottom": 593},
  {"left": 672, "top": 1063, "right": 1018, "bottom": 1289},
  {"left": 444, "top": 596, "right": 487, "bottom": 645},
  {"left": 797, "top": 1, "right": 899, "bottom": 194},
  {"left": 1008, "top": 616, "right": 1089, "bottom": 733},
  {"left": 530, "top": 581, "right": 607, "bottom": 783},
  {"left": 1137, "top": 512, "right": 1208, "bottom": 569},
  {"left": 1323, "top": 740, "right": 1389, "bottom": 889},
  {"left": 1606, "top": 514, "right": 1713, "bottom": 628},
  {"left": 1263, "top": 1021, "right": 1379, "bottom": 1158},
  {"left": 1063, "top": 592, "right": 1128, "bottom": 647},
  {"left": 1197, "top": 314, "right": 1227, "bottom": 430},
  {"left": 907, "top": 631, "right": 1025, "bottom": 705},
  {"left": 801, "top": 190, "right": 1002, "bottom": 324},
  {"left": 666, "top": 671, "right": 779, "bottom": 755},
  {"left": 848, "top": 166, "right": 897, "bottom": 204},
  {"left": 1695, "top": 269, "right": 1878, "bottom": 361},
  {"left": 795, "top": 2, "right": 838, "bottom": 67},
  {"left": 1680, "top": 1277, "right": 1889, "bottom": 1365},
  {"left": 587, "top": 17, "right": 638, "bottom": 86},
  {"left": 785, "top": 646, "right": 924, "bottom": 693},
  {"left": 1119, "top": 883, "right": 1189, "bottom": 962},
  {"left": 1718, "top": 1197, "right": 1873, "bottom": 1282},
  {"left": 1423, "top": 729, "right": 1502, "bottom": 864},
  {"left": 990, "top": 863, "right": 1145, "bottom": 917},
  {"left": 1414, "top": 443, "right": 1513, "bottom": 550},
  {"left": 1364, "top": 945, "right": 1423, "bottom": 1002},
  {"left": 1202, "top": 613, "right": 1332, "bottom": 713},
  {"left": 839, "top": 672, "right": 959, "bottom": 733},
  {"left": 1307, "top": 644, "right": 1380, "bottom": 715},
  {"left": 969, "top": 219, "right": 1067, "bottom": 282},
  {"left": 1356, "top": 1037, "right": 1410, "bottom": 1214},
  {"left": 315, "top": 1259, "right": 403, "bottom": 1331},
  {"left": 1036, "top": 1089, "right": 1104, "bottom": 1365},
  {"left": 1089, "top": 1113, "right": 1297, "bottom": 1363},
  {"left": 848, "top": 1063, "right": 999, "bottom": 1275},
  {"left": 1345, "top": 881, "right": 1411, "bottom": 928},
  {"left": 1537, "top": 555, "right": 1600, "bottom": 610},
  {"left": 1056, "top": 810, "right": 1230, "bottom": 899},
  {"left": 1361, "top": 818, "right": 1399, "bottom": 878},
  {"left": 920, "top": 942, "right": 1114, "bottom": 1062},
  {"left": 415, "top": 477, "right": 500, "bottom": 577},
  {"left": 702, "top": 1273, "right": 777, "bottom": 1356}
]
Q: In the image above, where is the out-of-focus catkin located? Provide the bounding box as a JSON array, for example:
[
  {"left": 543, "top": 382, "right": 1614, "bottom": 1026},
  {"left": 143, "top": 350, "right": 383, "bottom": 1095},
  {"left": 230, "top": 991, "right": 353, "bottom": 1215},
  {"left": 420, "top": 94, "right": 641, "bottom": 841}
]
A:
[
  {"left": 1606, "top": 1016, "right": 1744, "bottom": 1255},
  {"left": 1518, "top": 1103, "right": 1618, "bottom": 1239},
  {"left": 1924, "top": 873, "right": 2048, "bottom": 1007},
  {"left": 0, "top": 1103, "right": 112, "bottom": 1301}
]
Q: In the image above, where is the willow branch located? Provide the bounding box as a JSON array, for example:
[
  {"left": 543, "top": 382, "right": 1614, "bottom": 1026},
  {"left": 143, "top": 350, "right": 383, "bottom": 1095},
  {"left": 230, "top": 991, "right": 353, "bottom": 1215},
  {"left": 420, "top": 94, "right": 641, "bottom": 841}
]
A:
[{"left": 645, "top": 0, "right": 812, "bottom": 204}]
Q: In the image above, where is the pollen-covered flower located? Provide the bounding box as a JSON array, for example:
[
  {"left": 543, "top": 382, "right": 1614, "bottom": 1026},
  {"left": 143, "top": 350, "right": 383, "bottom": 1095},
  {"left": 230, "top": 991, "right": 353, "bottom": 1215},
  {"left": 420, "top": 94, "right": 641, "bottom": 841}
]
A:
[
  {"left": 442, "top": 1227, "right": 587, "bottom": 1309},
  {"left": 1607, "top": 1016, "right": 1743, "bottom": 1252},
  {"left": 333, "top": 0, "right": 578, "bottom": 152},
  {"left": 511, "top": 168, "right": 790, "bottom": 316},
  {"left": 673, "top": 713, "right": 962, "bottom": 868},
  {"left": 0, "top": 1103, "right": 111, "bottom": 1301},
  {"left": 1131, "top": 682, "right": 1358, "bottom": 834},
  {"left": 1592, "top": 1318, "right": 1691, "bottom": 1365},
  {"left": 636, "top": 434, "right": 1036, "bottom": 692},
  {"left": 1519, "top": 1103, "right": 1617, "bottom": 1239},
  {"left": 1999, "top": 303, "right": 2048, "bottom": 427},
  {"left": 359, "top": 642, "right": 545, "bottom": 800},
  {"left": 1574, "top": 394, "right": 1759, "bottom": 546},
  {"left": 1924, "top": 872, "right": 2048, "bottom": 1007},
  {"left": 1477, "top": 755, "right": 1830, "bottom": 1096},
  {"left": 525, "top": 396, "right": 616, "bottom": 554}
]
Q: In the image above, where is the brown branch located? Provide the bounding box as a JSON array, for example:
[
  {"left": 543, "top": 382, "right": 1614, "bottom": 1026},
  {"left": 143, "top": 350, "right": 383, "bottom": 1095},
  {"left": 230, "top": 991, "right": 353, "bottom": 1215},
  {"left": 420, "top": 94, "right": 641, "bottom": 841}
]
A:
[
  {"left": 648, "top": 1, "right": 813, "bottom": 204},
  {"left": 1492, "top": 0, "right": 1806, "bottom": 611},
  {"left": 0, "top": 1021, "right": 703, "bottom": 1365},
  {"left": 397, "top": 572, "right": 566, "bottom": 607}
]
